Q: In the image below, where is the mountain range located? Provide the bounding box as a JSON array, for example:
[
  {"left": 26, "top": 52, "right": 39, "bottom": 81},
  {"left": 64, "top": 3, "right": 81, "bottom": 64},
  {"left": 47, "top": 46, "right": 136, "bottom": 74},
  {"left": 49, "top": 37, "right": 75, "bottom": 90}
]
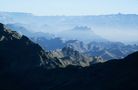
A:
[
  {"left": 0, "top": 23, "right": 103, "bottom": 69},
  {"left": 2, "top": 22, "right": 137, "bottom": 61},
  {"left": 0, "top": 12, "right": 138, "bottom": 61},
  {"left": 0, "top": 12, "right": 138, "bottom": 42},
  {"left": 0, "top": 23, "right": 138, "bottom": 90},
  {"left": 30, "top": 36, "right": 138, "bottom": 60},
  {"left": 67, "top": 41, "right": 138, "bottom": 60}
]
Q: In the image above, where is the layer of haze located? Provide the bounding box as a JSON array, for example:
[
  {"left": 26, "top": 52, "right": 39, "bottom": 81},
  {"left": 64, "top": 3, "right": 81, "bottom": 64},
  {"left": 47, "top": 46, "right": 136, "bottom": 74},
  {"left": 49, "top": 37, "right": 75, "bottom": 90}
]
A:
[
  {"left": 0, "top": 0, "right": 138, "bottom": 15},
  {"left": 0, "top": 0, "right": 138, "bottom": 43}
]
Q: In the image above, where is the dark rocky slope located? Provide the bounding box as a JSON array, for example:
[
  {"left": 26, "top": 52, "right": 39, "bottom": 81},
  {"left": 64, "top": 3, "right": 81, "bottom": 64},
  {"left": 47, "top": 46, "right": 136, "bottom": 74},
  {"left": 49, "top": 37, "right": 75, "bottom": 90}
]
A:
[
  {"left": 0, "top": 23, "right": 65, "bottom": 69},
  {"left": 0, "top": 50, "right": 138, "bottom": 90}
]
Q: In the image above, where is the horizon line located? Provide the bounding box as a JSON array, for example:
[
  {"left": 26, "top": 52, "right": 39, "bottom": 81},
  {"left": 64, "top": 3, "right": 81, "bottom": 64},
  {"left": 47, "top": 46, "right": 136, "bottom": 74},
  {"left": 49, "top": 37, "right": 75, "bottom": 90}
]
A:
[{"left": 0, "top": 11, "right": 138, "bottom": 16}]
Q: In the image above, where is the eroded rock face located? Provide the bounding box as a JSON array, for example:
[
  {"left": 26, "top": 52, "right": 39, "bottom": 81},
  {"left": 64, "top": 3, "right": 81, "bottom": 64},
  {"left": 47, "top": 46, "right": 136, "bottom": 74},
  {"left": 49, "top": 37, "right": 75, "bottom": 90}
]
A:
[{"left": 48, "top": 47, "right": 104, "bottom": 67}]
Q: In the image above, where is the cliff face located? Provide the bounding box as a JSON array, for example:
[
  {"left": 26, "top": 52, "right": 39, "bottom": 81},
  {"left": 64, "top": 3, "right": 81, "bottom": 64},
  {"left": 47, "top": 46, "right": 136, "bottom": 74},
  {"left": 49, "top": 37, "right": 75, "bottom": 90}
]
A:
[{"left": 0, "top": 23, "right": 45, "bottom": 70}]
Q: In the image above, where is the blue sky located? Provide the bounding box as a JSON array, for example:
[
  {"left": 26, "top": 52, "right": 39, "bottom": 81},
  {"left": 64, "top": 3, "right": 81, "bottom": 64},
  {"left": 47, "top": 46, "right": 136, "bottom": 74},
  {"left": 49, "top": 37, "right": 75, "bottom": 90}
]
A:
[{"left": 0, "top": 0, "right": 138, "bottom": 15}]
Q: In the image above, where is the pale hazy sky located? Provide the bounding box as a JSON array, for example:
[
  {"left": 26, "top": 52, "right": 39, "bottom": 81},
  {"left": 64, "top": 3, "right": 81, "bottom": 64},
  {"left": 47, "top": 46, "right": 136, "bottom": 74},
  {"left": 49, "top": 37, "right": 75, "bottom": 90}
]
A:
[{"left": 0, "top": 0, "right": 138, "bottom": 15}]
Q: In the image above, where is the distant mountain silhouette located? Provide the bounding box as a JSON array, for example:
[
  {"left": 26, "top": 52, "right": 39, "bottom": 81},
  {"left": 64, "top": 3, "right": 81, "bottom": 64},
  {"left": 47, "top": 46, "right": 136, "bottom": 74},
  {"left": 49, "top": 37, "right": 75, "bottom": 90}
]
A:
[
  {"left": 1, "top": 12, "right": 138, "bottom": 42},
  {"left": 6, "top": 23, "right": 32, "bottom": 36},
  {"left": 72, "top": 26, "right": 91, "bottom": 31},
  {"left": 58, "top": 25, "right": 107, "bottom": 42},
  {"left": 31, "top": 37, "right": 64, "bottom": 50}
]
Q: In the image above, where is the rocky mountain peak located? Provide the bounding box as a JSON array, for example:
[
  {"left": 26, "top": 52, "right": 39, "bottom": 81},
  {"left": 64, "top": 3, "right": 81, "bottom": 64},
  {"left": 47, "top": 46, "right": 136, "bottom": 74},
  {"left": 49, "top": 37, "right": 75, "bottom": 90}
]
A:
[{"left": 0, "top": 23, "right": 22, "bottom": 41}]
